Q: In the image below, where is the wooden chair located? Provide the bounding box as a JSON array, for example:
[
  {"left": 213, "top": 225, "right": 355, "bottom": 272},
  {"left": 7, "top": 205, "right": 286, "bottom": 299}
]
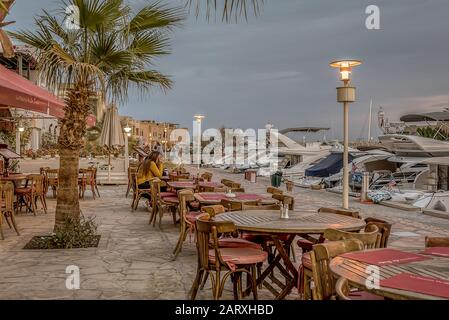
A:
[
  {"left": 200, "top": 172, "right": 213, "bottom": 182},
  {"left": 126, "top": 165, "right": 138, "bottom": 198},
  {"left": 150, "top": 178, "right": 178, "bottom": 228},
  {"left": 0, "top": 181, "right": 20, "bottom": 239},
  {"left": 221, "top": 179, "right": 241, "bottom": 189},
  {"left": 173, "top": 189, "right": 202, "bottom": 259},
  {"left": 170, "top": 173, "right": 190, "bottom": 181},
  {"left": 300, "top": 225, "right": 379, "bottom": 300},
  {"left": 335, "top": 277, "right": 383, "bottom": 300},
  {"left": 15, "top": 174, "right": 47, "bottom": 215},
  {"left": 298, "top": 207, "right": 363, "bottom": 254},
  {"left": 190, "top": 214, "right": 267, "bottom": 300},
  {"left": 91, "top": 166, "right": 100, "bottom": 197},
  {"left": 318, "top": 207, "right": 361, "bottom": 219},
  {"left": 40, "top": 167, "right": 50, "bottom": 195},
  {"left": 131, "top": 173, "right": 151, "bottom": 211},
  {"left": 267, "top": 187, "right": 283, "bottom": 195},
  {"left": 242, "top": 203, "right": 281, "bottom": 210},
  {"left": 220, "top": 199, "right": 259, "bottom": 211},
  {"left": 272, "top": 193, "right": 294, "bottom": 210},
  {"left": 425, "top": 236, "right": 449, "bottom": 247},
  {"left": 310, "top": 239, "right": 364, "bottom": 300},
  {"left": 323, "top": 224, "right": 380, "bottom": 249},
  {"left": 201, "top": 205, "right": 226, "bottom": 217},
  {"left": 364, "top": 217, "right": 392, "bottom": 248},
  {"left": 46, "top": 169, "right": 59, "bottom": 198},
  {"left": 78, "top": 168, "right": 96, "bottom": 199}
]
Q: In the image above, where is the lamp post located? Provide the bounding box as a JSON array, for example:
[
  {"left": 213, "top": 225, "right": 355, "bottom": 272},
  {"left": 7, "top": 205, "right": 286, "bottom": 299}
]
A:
[
  {"left": 16, "top": 126, "right": 24, "bottom": 155},
  {"left": 124, "top": 125, "right": 131, "bottom": 172},
  {"left": 330, "top": 59, "right": 362, "bottom": 210},
  {"left": 194, "top": 114, "right": 205, "bottom": 170},
  {"left": 163, "top": 126, "right": 168, "bottom": 159}
]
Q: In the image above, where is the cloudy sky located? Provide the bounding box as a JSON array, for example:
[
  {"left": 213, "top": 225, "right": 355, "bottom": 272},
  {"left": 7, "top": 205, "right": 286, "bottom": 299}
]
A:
[{"left": 8, "top": 0, "right": 449, "bottom": 140}]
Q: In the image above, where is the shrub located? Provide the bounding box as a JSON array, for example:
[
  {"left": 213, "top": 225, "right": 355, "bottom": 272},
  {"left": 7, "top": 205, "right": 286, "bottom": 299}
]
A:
[{"left": 24, "top": 215, "right": 99, "bottom": 249}]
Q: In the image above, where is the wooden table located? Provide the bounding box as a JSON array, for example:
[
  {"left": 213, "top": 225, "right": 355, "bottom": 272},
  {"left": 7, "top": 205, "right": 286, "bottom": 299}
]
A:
[
  {"left": 0, "top": 174, "right": 27, "bottom": 187},
  {"left": 167, "top": 181, "right": 196, "bottom": 190},
  {"left": 215, "top": 210, "right": 365, "bottom": 299},
  {"left": 330, "top": 249, "right": 449, "bottom": 300},
  {"left": 194, "top": 192, "right": 278, "bottom": 205},
  {"left": 197, "top": 181, "right": 224, "bottom": 189}
]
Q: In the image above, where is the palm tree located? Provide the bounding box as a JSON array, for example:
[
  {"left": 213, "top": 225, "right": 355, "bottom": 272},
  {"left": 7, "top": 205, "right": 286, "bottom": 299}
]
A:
[
  {"left": 186, "top": 0, "right": 263, "bottom": 22},
  {"left": 0, "top": 0, "right": 15, "bottom": 58},
  {"left": 11, "top": 0, "right": 184, "bottom": 231}
]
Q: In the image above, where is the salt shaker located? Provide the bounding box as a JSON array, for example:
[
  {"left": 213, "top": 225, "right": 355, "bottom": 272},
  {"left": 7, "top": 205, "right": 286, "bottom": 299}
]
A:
[
  {"left": 283, "top": 204, "right": 289, "bottom": 219},
  {"left": 279, "top": 205, "right": 284, "bottom": 219}
]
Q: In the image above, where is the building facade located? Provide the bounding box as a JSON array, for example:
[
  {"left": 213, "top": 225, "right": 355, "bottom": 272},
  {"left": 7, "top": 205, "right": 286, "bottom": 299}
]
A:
[{"left": 120, "top": 116, "right": 179, "bottom": 150}]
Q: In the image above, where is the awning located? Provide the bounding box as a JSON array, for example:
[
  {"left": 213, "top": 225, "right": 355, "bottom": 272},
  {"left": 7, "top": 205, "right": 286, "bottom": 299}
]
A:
[
  {"left": 0, "top": 64, "right": 64, "bottom": 118},
  {"left": 0, "top": 64, "right": 96, "bottom": 126}
]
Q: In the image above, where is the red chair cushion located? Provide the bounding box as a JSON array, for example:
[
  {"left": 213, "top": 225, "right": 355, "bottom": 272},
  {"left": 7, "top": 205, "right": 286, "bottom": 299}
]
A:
[
  {"left": 14, "top": 187, "right": 32, "bottom": 194},
  {"left": 186, "top": 211, "right": 203, "bottom": 224},
  {"left": 189, "top": 201, "right": 200, "bottom": 210},
  {"left": 297, "top": 239, "right": 314, "bottom": 252},
  {"left": 160, "top": 192, "right": 177, "bottom": 198},
  {"left": 218, "top": 238, "right": 262, "bottom": 250},
  {"left": 209, "top": 247, "right": 268, "bottom": 271},
  {"left": 163, "top": 196, "right": 179, "bottom": 204},
  {"left": 241, "top": 233, "right": 266, "bottom": 244},
  {"left": 243, "top": 233, "right": 290, "bottom": 243},
  {"left": 301, "top": 252, "right": 312, "bottom": 269},
  {"left": 348, "top": 290, "right": 384, "bottom": 300}
]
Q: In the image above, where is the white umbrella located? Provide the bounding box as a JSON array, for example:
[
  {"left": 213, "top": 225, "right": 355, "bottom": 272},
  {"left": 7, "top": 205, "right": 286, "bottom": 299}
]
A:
[{"left": 100, "top": 104, "right": 124, "bottom": 183}]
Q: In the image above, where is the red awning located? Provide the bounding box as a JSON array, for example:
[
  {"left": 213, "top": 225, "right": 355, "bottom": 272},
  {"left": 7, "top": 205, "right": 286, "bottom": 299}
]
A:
[
  {"left": 0, "top": 64, "right": 65, "bottom": 118},
  {"left": 0, "top": 64, "right": 96, "bottom": 126}
]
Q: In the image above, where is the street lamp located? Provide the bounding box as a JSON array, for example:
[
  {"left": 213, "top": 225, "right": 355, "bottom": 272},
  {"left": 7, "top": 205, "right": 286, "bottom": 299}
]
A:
[
  {"left": 124, "top": 124, "right": 132, "bottom": 171},
  {"left": 330, "top": 59, "right": 362, "bottom": 210},
  {"left": 16, "top": 126, "right": 24, "bottom": 155},
  {"left": 194, "top": 114, "right": 205, "bottom": 170},
  {"left": 163, "top": 126, "right": 168, "bottom": 159}
]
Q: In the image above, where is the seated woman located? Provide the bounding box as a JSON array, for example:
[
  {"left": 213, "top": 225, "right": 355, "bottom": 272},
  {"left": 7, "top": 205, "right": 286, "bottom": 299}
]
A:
[{"left": 136, "top": 151, "right": 165, "bottom": 196}]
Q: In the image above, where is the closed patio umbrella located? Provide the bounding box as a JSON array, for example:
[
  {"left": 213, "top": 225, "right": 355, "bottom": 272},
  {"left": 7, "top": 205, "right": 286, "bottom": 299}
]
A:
[{"left": 100, "top": 104, "right": 124, "bottom": 183}]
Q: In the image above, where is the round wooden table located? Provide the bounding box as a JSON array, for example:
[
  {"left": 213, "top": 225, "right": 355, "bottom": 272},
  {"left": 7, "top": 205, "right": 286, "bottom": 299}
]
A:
[
  {"left": 194, "top": 192, "right": 278, "bottom": 205},
  {"left": 167, "top": 181, "right": 196, "bottom": 190},
  {"left": 0, "top": 174, "right": 27, "bottom": 187},
  {"left": 215, "top": 210, "right": 365, "bottom": 299},
  {"left": 330, "top": 249, "right": 449, "bottom": 300}
]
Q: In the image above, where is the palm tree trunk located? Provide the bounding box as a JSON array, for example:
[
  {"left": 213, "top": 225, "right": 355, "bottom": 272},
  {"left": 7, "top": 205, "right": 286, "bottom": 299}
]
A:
[
  {"left": 54, "top": 148, "right": 81, "bottom": 230},
  {"left": 54, "top": 82, "right": 90, "bottom": 232}
]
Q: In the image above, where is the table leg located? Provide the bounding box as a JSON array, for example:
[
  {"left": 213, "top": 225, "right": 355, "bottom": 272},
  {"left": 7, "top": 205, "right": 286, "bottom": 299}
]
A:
[
  {"left": 271, "top": 234, "right": 298, "bottom": 300},
  {"left": 245, "top": 234, "right": 297, "bottom": 299}
]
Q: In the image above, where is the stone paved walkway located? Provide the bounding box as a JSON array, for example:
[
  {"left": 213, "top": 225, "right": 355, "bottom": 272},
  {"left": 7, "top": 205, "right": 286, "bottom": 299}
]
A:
[{"left": 1, "top": 166, "right": 449, "bottom": 299}]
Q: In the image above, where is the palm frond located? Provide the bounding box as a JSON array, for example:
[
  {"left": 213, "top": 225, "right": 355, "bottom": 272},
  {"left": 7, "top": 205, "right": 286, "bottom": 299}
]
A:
[
  {"left": 68, "top": 0, "right": 125, "bottom": 31},
  {"left": 186, "top": 0, "right": 263, "bottom": 22},
  {"left": 12, "top": 0, "right": 183, "bottom": 107},
  {"left": 128, "top": 1, "right": 184, "bottom": 33}
]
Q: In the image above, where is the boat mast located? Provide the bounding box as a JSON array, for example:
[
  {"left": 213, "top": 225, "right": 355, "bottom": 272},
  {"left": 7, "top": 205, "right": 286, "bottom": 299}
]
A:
[{"left": 368, "top": 99, "right": 373, "bottom": 141}]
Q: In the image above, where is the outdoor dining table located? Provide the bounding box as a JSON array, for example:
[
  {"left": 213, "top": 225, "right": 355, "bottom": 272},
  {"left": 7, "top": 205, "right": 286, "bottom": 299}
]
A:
[
  {"left": 330, "top": 247, "right": 449, "bottom": 300},
  {"left": 214, "top": 210, "right": 365, "bottom": 299},
  {"left": 0, "top": 173, "right": 27, "bottom": 187},
  {"left": 167, "top": 181, "right": 225, "bottom": 190},
  {"left": 167, "top": 180, "right": 196, "bottom": 190},
  {"left": 194, "top": 192, "right": 278, "bottom": 205}
]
